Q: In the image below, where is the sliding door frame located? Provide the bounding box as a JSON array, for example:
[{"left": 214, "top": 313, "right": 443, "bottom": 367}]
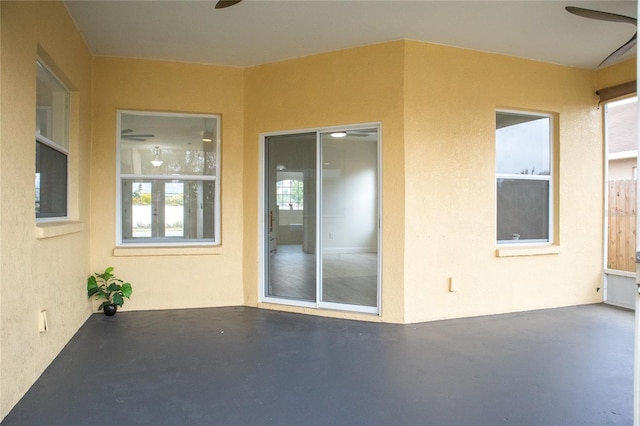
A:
[{"left": 258, "top": 123, "right": 382, "bottom": 315}]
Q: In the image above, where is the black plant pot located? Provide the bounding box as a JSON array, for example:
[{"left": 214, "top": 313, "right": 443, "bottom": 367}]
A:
[{"left": 103, "top": 304, "right": 117, "bottom": 316}]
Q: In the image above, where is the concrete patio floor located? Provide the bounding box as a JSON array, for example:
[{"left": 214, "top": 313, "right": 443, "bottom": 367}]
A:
[{"left": 2, "top": 303, "right": 634, "bottom": 425}]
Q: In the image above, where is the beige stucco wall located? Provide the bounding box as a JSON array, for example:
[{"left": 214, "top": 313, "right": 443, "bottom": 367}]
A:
[
  {"left": 402, "top": 41, "right": 620, "bottom": 323},
  {"left": 244, "top": 42, "right": 407, "bottom": 323},
  {"left": 1, "top": 2, "right": 636, "bottom": 418},
  {"left": 596, "top": 58, "right": 636, "bottom": 91},
  {"left": 0, "top": 1, "right": 93, "bottom": 419},
  {"left": 243, "top": 41, "right": 633, "bottom": 324},
  {"left": 90, "top": 57, "right": 245, "bottom": 311}
]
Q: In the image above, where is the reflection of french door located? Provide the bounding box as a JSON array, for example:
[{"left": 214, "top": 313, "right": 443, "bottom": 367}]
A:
[
  {"left": 262, "top": 126, "right": 381, "bottom": 314},
  {"left": 121, "top": 179, "right": 214, "bottom": 242}
]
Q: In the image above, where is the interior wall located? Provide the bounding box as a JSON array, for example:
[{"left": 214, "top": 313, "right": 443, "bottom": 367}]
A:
[
  {"left": 90, "top": 57, "right": 245, "bottom": 311},
  {"left": 402, "top": 41, "right": 633, "bottom": 323},
  {"left": 321, "top": 137, "right": 378, "bottom": 253},
  {"left": 0, "top": 1, "right": 93, "bottom": 419},
  {"left": 244, "top": 42, "right": 407, "bottom": 323}
]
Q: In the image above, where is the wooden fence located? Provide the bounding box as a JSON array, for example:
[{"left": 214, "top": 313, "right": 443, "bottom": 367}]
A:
[{"left": 608, "top": 179, "right": 637, "bottom": 272}]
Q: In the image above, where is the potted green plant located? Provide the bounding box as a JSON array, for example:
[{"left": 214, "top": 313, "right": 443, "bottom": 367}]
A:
[{"left": 87, "top": 266, "right": 133, "bottom": 316}]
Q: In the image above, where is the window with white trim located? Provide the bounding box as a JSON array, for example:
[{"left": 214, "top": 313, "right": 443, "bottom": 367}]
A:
[
  {"left": 117, "top": 111, "right": 220, "bottom": 245},
  {"left": 276, "top": 177, "right": 304, "bottom": 210},
  {"left": 36, "top": 60, "right": 69, "bottom": 220},
  {"left": 496, "top": 110, "right": 552, "bottom": 244}
]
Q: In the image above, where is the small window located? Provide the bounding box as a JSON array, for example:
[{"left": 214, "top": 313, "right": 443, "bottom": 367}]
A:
[
  {"left": 496, "top": 110, "right": 552, "bottom": 244},
  {"left": 36, "top": 60, "right": 69, "bottom": 220},
  {"left": 276, "top": 175, "right": 304, "bottom": 210},
  {"left": 117, "top": 111, "right": 220, "bottom": 245}
]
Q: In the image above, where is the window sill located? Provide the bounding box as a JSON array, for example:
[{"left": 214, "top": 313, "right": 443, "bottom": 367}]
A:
[
  {"left": 35, "top": 221, "right": 84, "bottom": 239},
  {"left": 113, "top": 245, "right": 223, "bottom": 257},
  {"left": 496, "top": 245, "right": 561, "bottom": 257}
]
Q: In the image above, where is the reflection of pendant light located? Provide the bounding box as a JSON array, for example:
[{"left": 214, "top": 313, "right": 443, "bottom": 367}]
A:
[
  {"left": 202, "top": 131, "right": 213, "bottom": 142},
  {"left": 202, "top": 118, "right": 213, "bottom": 142},
  {"left": 151, "top": 146, "right": 163, "bottom": 167},
  {"left": 330, "top": 131, "right": 347, "bottom": 138}
]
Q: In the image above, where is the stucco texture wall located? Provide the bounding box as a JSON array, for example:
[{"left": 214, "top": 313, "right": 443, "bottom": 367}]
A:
[
  {"left": 0, "top": 1, "right": 93, "bottom": 419},
  {"left": 402, "top": 41, "right": 633, "bottom": 323},
  {"left": 90, "top": 57, "right": 245, "bottom": 311},
  {"left": 244, "top": 42, "right": 407, "bottom": 323},
  {"left": 597, "top": 58, "right": 636, "bottom": 91},
  {"left": 2, "top": 4, "right": 636, "bottom": 418}
]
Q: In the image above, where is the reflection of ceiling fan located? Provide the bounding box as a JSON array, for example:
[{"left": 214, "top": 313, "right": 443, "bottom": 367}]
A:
[
  {"left": 120, "top": 129, "right": 155, "bottom": 142},
  {"left": 330, "top": 130, "right": 376, "bottom": 138},
  {"left": 347, "top": 130, "right": 376, "bottom": 137},
  {"left": 215, "top": 0, "right": 242, "bottom": 9},
  {"left": 566, "top": 6, "right": 637, "bottom": 67}
]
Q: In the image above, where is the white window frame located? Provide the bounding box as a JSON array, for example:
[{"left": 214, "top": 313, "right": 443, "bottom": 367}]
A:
[
  {"left": 35, "top": 59, "right": 70, "bottom": 222},
  {"left": 276, "top": 177, "right": 304, "bottom": 210},
  {"left": 496, "top": 109, "right": 554, "bottom": 245},
  {"left": 116, "top": 110, "right": 221, "bottom": 247}
]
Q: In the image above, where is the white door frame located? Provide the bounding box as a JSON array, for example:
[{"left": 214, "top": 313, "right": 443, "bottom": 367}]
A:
[
  {"left": 258, "top": 123, "right": 382, "bottom": 315},
  {"left": 634, "top": 51, "right": 640, "bottom": 426}
]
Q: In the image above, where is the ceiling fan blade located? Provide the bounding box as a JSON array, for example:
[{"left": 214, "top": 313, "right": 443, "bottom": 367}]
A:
[
  {"left": 215, "top": 0, "right": 242, "bottom": 9},
  {"left": 598, "top": 32, "right": 637, "bottom": 67},
  {"left": 565, "top": 6, "right": 637, "bottom": 26},
  {"left": 124, "top": 134, "right": 155, "bottom": 138},
  {"left": 121, "top": 129, "right": 134, "bottom": 134},
  {"left": 123, "top": 137, "right": 147, "bottom": 141}
]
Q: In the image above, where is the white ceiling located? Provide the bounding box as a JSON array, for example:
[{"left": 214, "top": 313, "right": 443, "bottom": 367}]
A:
[{"left": 64, "top": 0, "right": 637, "bottom": 70}]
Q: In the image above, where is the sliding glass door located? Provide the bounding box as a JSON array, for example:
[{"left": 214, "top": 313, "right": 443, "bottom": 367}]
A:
[
  {"left": 263, "top": 126, "right": 380, "bottom": 314},
  {"left": 320, "top": 130, "right": 379, "bottom": 309},
  {"left": 265, "top": 133, "right": 317, "bottom": 302}
]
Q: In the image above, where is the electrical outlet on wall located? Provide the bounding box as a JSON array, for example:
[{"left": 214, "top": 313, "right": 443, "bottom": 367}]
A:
[{"left": 39, "top": 310, "right": 48, "bottom": 333}]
